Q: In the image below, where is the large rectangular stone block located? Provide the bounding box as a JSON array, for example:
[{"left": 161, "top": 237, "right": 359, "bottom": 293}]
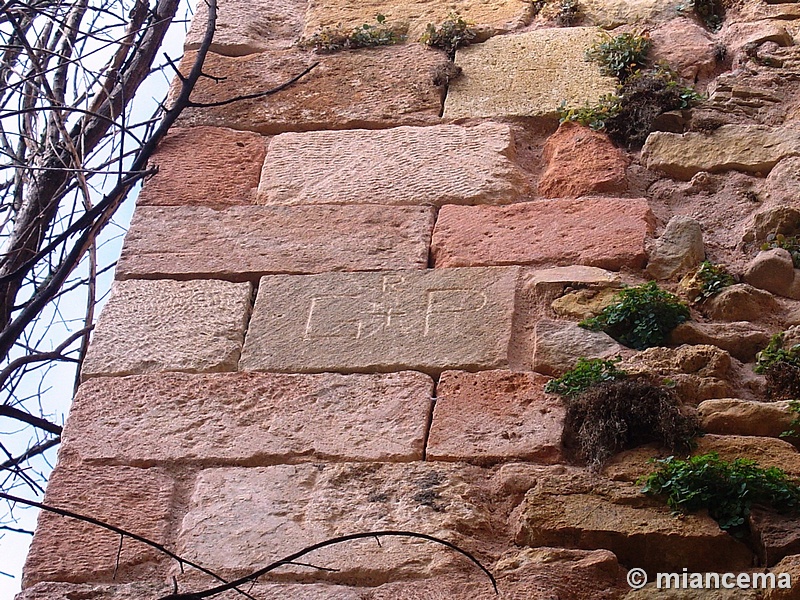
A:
[
  {"left": 176, "top": 45, "right": 448, "bottom": 134},
  {"left": 176, "top": 463, "right": 494, "bottom": 581},
  {"left": 431, "top": 198, "right": 655, "bottom": 271},
  {"left": 239, "top": 267, "right": 520, "bottom": 374},
  {"left": 81, "top": 279, "right": 251, "bottom": 379},
  {"left": 116, "top": 205, "right": 434, "bottom": 280},
  {"left": 22, "top": 465, "right": 174, "bottom": 586},
  {"left": 65, "top": 371, "right": 434, "bottom": 464},
  {"left": 257, "top": 123, "right": 530, "bottom": 207},
  {"left": 444, "top": 28, "right": 617, "bottom": 119}
]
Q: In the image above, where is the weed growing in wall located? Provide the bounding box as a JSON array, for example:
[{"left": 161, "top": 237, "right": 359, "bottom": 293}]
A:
[
  {"left": 580, "top": 281, "right": 690, "bottom": 350},
  {"left": 303, "top": 14, "right": 402, "bottom": 53},
  {"left": 642, "top": 453, "right": 800, "bottom": 534},
  {"left": 755, "top": 332, "right": 800, "bottom": 401},
  {"left": 420, "top": 12, "right": 476, "bottom": 60},
  {"left": 555, "top": 0, "right": 581, "bottom": 25},
  {"left": 781, "top": 400, "right": 800, "bottom": 439},
  {"left": 762, "top": 233, "right": 800, "bottom": 268},
  {"left": 693, "top": 261, "right": 735, "bottom": 302},
  {"left": 586, "top": 32, "right": 651, "bottom": 82},
  {"left": 544, "top": 357, "right": 627, "bottom": 398},
  {"left": 686, "top": 0, "right": 728, "bottom": 32}
]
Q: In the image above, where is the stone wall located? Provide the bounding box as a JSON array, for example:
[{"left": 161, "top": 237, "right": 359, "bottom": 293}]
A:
[{"left": 19, "top": 0, "right": 800, "bottom": 598}]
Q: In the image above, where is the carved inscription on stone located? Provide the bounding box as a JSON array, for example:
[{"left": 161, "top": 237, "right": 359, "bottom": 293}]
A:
[{"left": 239, "top": 267, "right": 519, "bottom": 374}]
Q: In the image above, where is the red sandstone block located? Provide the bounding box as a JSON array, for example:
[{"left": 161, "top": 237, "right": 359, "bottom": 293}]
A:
[
  {"left": 431, "top": 198, "right": 655, "bottom": 271},
  {"left": 137, "top": 127, "right": 265, "bottom": 207},
  {"left": 427, "top": 370, "right": 564, "bottom": 465},
  {"left": 22, "top": 465, "right": 174, "bottom": 586}
]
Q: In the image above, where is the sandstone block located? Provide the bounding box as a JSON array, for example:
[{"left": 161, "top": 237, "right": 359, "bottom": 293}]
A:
[
  {"left": 81, "top": 279, "right": 251, "bottom": 379},
  {"left": 430, "top": 198, "right": 654, "bottom": 270},
  {"left": 514, "top": 472, "right": 753, "bottom": 574},
  {"left": 625, "top": 585, "right": 759, "bottom": 599},
  {"left": 532, "top": 319, "right": 626, "bottom": 377},
  {"left": 176, "top": 463, "right": 493, "bottom": 581},
  {"left": 744, "top": 249, "right": 798, "bottom": 299},
  {"left": 538, "top": 123, "right": 628, "bottom": 198},
  {"left": 580, "top": 0, "right": 684, "bottom": 27},
  {"left": 744, "top": 204, "right": 800, "bottom": 242},
  {"left": 650, "top": 18, "right": 718, "bottom": 82},
  {"left": 239, "top": 267, "right": 519, "bottom": 374},
  {"left": 426, "top": 370, "right": 564, "bottom": 465},
  {"left": 65, "top": 371, "right": 433, "bottom": 464},
  {"left": 646, "top": 216, "right": 705, "bottom": 280},
  {"left": 176, "top": 46, "right": 447, "bottom": 134},
  {"left": 698, "top": 399, "right": 794, "bottom": 438},
  {"left": 702, "top": 283, "right": 780, "bottom": 322},
  {"left": 523, "top": 266, "right": 622, "bottom": 297},
  {"left": 751, "top": 508, "right": 800, "bottom": 567},
  {"left": 16, "top": 583, "right": 170, "bottom": 600},
  {"left": 257, "top": 123, "right": 530, "bottom": 207},
  {"left": 551, "top": 286, "right": 621, "bottom": 321},
  {"left": 116, "top": 205, "right": 433, "bottom": 280},
  {"left": 669, "top": 321, "right": 771, "bottom": 362},
  {"left": 136, "top": 127, "right": 265, "bottom": 207},
  {"left": 642, "top": 125, "right": 800, "bottom": 180},
  {"left": 185, "top": 0, "right": 305, "bottom": 56},
  {"left": 766, "top": 554, "right": 800, "bottom": 600},
  {"left": 303, "top": 0, "right": 532, "bottom": 43},
  {"left": 764, "top": 159, "right": 800, "bottom": 206},
  {"left": 444, "top": 28, "right": 617, "bottom": 119},
  {"left": 23, "top": 466, "right": 174, "bottom": 586}
]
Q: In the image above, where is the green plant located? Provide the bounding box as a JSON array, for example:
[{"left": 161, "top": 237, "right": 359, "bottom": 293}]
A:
[
  {"left": 692, "top": 0, "right": 727, "bottom": 32},
  {"left": 555, "top": 0, "right": 580, "bottom": 25},
  {"left": 545, "top": 357, "right": 627, "bottom": 398},
  {"left": 303, "top": 14, "right": 401, "bottom": 53},
  {"left": 586, "top": 32, "right": 651, "bottom": 81},
  {"left": 781, "top": 400, "right": 800, "bottom": 439},
  {"left": 755, "top": 333, "right": 800, "bottom": 401},
  {"left": 762, "top": 233, "right": 800, "bottom": 268},
  {"left": 642, "top": 453, "right": 800, "bottom": 533},
  {"left": 563, "top": 378, "right": 699, "bottom": 468},
  {"left": 420, "top": 12, "right": 476, "bottom": 59},
  {"left": 558, "top": 94, "right": 622, "bottom": 131},
  {"left": 693, "top": 261, "right": 735, "bottom": 302},
  {"left": 580, "top": 281, "right": 690, "bottom": 350}
]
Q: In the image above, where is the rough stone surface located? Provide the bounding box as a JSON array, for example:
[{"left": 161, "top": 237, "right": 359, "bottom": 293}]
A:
[
  {"left": 427, "top": 370, "right": 564, "bottom": 465},
  {"left": 532, "top": 319, "right": 626, "bottom": 377},
  {"left": 702, "top": 283, "right": 781, "bottom": 322},
  {"left": 649, "top": 18, "right": 718, "bottom": 82},
  {"left": 524, "top": 266, "right": 622, "bottom": 297},
  {"left": 625, "top": 586, "right": 759, "bottom": 599},
  {"left": 444, "top": 28, "right": 617, "bottom": 119},
  {"left": 257, "top": 123, "right": 531, "bottom": 207},
  {"left": 698, "top": 398, "right": 794, "bottom": 438},
  {"left": 551, "top": 287, "right": 621, "bottom": 321},
  {"left": 513, "top": 469, "right": 753, "bottom": 574},
  {"left": 116, "top": 205, "right": 433, "bottom": 280},
  {"left": 722, "top": 21, "right": 794, "bottom": 64},
  {"left": 240, "top": 267, "right": 519, "bottom": 374},
  {"left": 81, "top": 279, "right": 251, "bottom": 379},
  {"left": 765, "top": 554, "right": 800, "bottom": 600},
  {"left": 23, "top": 466, "right": 174, "bottom": 586},
  {"left": 64, "top": 372, "right": 433, "bottom": 464},
  {"left": 537, "top": 123, "right": 628, "bottom": 198},
  {"left": 136, "top": 127, "right": 266, "bottom": 207},
  {"left": 744, "top": 249, "right": 798, "bottom": 299},
  {"left": 16, "top": 583, "right": 171, "bottom": 600},
  {"left": 619, "top": 345, "right": 733, "bottom": 405},
  {"left": 764, "top": 159, "right": 800, "bottom": 205},
  {"left": 580, "top": 0, "right": 684, "bottom": 27},
  {"left": 669, "top": 321, "right": 772, "bottom": 362},
  {"left": 177, "top": 463, "right": 494, "bottom": 581},
  {"left": 750, "top": 508, "right": 800, "bottom": 567},
  {"left": 642, "top": 125, "right": 800, "bottom": 180},
  {"left": 646, "top": 216, "right": 705, "bottom": 280},
  {"left": 744, "top": 204, "right": 800, "bottom": 242},
  {"left": 176, "top": 45, "right": 448, "bottom": 134},
  {"left": 303, "top": 0, "right": 532, "bottom": 43},
  {"left": 431, "top": 198, "right": 654, "bottom": 270},
  {"left": 185, "top": 0, "right": 304, "bottom": 56}
]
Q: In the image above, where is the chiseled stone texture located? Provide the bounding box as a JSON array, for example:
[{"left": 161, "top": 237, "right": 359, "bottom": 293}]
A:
[
  {"left": 642, "top": 125, "right": 800, "bottom": 180},
  {"left": 64, "top": 371, "right": 433, "bottom": 464},
  {"left": 185, "top": 0, "right": 305, "bottom": 56},
  {"left": 444, "top": 28, "right": 617, "bottom": 119},
  {"left": 514, "top": 470, "right": 753, "bottom": 575},
  {"left": 698, "top": 399, "right": 794, "bottom": 438},
  {"left": 538, "top": 123, "right": 628, "bottom": 199},
  {"left": 176, "top": 46, "right": 447, "bottom": 134},
  {"left": 136, "top": 127, "right": 265, "bottom": 207},
  {"left": 81, "top": 279, "right": 251, "bottom": 379},
  {"left": 257, "top": 123, "right": 530, "bottom": 207},
  {"left": 116, "top": 205, "right": 433, "bottom": 281},
  {"left": 15, "top": 583, "right": 172, "bottom": 600},
  {"left": 431, "top": 198, "right": 654, "bottom": 270},
  {"left": 240, "top": 267, "right": 519, "bottom": 374},
  {"left": 176, "top": 463, "right": 494, "bottom": 581},
  {"left": 533, "top": 319, "right": 626, "bottom": 377},
  {"left": 22, "top": 466, "right": 174, "bottom": 586},
  {"left": 304, "top": 0, "right": 531, "bottom": 43},
  {"left": 580, "top": 0, "right": 684, "bottom": 28},
  {"left": 427, "top": 370, "right": 564, "bottom": 465}
]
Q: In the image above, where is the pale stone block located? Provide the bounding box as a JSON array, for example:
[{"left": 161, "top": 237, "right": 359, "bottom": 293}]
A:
[
  {"left": 257, "top": 123, "right": 530, "bottom": 207},
  {"left": 239, "top": 267, "right": 519, "bottom": 374},
  {"left": 81, "top": 279, "right": 251, "bottom": 379},
  {"left": 581, "top": 0, "right": 685, "bottom": 28},
  {"left": 444, "top": 28, "right": 617, "bottom": 119},
  {"left": 116, "top": 205, "right": 434, "bottom": 280}
]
